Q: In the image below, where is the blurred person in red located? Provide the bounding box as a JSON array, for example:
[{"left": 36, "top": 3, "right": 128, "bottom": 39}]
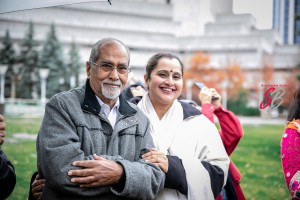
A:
[
  {"left": 0, "top": 114, "right": 17, "bottom": 199},
  {"left": 281, "top": 85, "right": 300, "bottom": 199},
  {"left": 199, "top": 87, "right": 245, "bottom": 200}
]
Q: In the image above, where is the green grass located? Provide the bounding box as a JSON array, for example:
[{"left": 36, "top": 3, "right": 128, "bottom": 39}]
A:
[
  {"left": 2, "top": 117, "right": 42, "bottom": 200},
  {"left": 231, "top": 124, "right": 289, "bottom": 200},
  {"left": 2, "top": 118, "right": 290, "bottom": 199}
]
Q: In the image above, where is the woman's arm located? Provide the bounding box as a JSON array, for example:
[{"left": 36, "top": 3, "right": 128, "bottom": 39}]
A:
[
  {"left": 142, "top": 149, "right": 188, "bottom": 195},
  {"left": 214, "top": 106, "right": 243, "bottom": 156}
]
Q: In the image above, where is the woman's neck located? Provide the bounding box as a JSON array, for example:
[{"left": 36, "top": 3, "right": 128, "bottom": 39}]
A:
[{"left": 149, "top": 97, "right": 173, "bottom": 120}]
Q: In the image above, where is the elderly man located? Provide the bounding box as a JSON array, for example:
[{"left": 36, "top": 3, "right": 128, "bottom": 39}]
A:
[{"left": 36, "top": 38, "right": 165, "bottom": 200}]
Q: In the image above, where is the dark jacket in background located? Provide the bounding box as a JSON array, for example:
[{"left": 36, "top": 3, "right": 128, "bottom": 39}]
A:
[{"left": 0, "top": 149, "right": 16, "bottom": 200}]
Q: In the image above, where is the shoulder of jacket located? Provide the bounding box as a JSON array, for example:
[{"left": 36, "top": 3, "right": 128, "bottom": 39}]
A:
[
  {"left": 179, "top": 101, "right": 202, "bottom": 120},
  {"left": 286, "top": 119, "right": 300, "bottom": 133}
]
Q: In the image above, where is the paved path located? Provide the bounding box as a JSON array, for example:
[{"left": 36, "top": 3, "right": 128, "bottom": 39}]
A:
[{"left": 236, "top": 116, "right": 286, "bottom": 125}]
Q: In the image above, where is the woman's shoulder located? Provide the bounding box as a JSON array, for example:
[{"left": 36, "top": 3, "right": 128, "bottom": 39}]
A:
[
  {"left": 178, "top": 100, "right": 201, "bottom": 119},
  {"left": 286, "top": 119, "right": 300, "bottom": 133}
]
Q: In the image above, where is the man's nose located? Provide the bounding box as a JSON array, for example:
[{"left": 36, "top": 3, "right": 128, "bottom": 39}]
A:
[{"left": 108, "top": 68, "right": 120, "bottom": 80}]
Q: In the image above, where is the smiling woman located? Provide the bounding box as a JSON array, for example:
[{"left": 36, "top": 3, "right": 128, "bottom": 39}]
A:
[{"left": 137, "top": 52, "right": 230, "bottom": 200}]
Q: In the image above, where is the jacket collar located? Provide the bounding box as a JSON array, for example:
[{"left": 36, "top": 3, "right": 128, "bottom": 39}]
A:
[
  {"left": 179, "top": 101, "right": 202, "bottom": 120},
  {"left": 128, "top": 96, "right": 201, "bottom": 120},
  {"left": 81, "top": 79, "right": 137, "bottom": 116}
]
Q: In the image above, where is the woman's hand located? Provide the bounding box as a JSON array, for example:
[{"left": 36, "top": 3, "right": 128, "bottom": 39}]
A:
[
  {"left": 31, "top": 174, "right": 45, "bottom": 200},
  {"left": 199, "top": 87, "right": 222, "bottom": 108},
  {"left": 142, "top": 148, "right": 169, "bottom": 173},
  {"left": 0, "top": 114, "right": 6, "bottom": 145}
]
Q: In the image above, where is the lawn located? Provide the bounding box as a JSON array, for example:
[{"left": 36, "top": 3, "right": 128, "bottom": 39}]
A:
[
  {"left": 2, "top": 117, "right": 290, "bottom": 199},
  {"left": 231, "top": 124, "right": 289, "bottom": 200}
]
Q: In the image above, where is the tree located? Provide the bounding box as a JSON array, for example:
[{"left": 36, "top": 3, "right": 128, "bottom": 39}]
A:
[
  {"left": 68, "top": 40, "right": 82, "bottom": 87},
  {"left": 39, "top": 23, "right": 68, "bottom": 98},
  {"left": 0, "top": 30, "right": 19, "bottom": 99},
  {"left": 184, "top": 51, "right": 244, "bottom": 103},
  {"left": 283, "top": 67, "right": 300, "bottom": 108},
  {"left": 262, "top": 63, "right": 274, "bottom": 84},
  {"left": 17, "top": 21, "right": 40, "bottom": 99}
]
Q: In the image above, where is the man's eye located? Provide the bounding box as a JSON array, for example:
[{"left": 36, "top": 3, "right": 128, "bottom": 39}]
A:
[
  {"left": 118, "top": 66, "right": 127, "bottom": 71},
  {"left": 101, "top": 64, "right": 113, "bottom": 70}
]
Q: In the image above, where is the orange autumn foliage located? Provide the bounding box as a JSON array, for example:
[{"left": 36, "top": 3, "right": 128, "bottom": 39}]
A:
[
  {"left": 262, "top": 64, "right": 274, "bottom": 84},
  {"left": 283, "top": 68, "right": 300, "bottom": 108},
  {"left": 184, "top": 51, "right": 244, "bottom": 100}
]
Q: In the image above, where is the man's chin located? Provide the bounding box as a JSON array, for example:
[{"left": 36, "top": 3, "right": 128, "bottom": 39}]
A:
[{"left": 103, "top": 92, "right": 121, "bottom": 100}]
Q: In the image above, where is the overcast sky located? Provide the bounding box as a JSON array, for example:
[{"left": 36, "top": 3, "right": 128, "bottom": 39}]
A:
[{"left": 233, "top": 0, "right": 273, "bottom": 29}]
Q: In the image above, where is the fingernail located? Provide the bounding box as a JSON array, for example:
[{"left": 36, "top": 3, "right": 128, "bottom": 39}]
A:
[
  {"left": 68, "top": 171, "right": 72, "bottom": 175},
  {"left": 71, "top": 178, "right": 75, "bottom": 182}
]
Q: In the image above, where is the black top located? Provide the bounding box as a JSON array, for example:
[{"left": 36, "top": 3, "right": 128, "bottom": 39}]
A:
[{"left": 0, "top": 149, "right": 16, "bottom": 200}]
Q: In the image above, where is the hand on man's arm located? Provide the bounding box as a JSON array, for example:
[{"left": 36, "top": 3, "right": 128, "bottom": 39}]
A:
[{"left": 68, "top": 154, "right": 124, "bottom": 188}]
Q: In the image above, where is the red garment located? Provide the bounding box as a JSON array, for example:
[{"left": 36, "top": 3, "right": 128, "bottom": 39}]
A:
[
  {"left": 281, "top": 120, "right": 300, "bottom": 199},
  {"left": 201, "top": 104, "right": 246, "bottom": 200}
]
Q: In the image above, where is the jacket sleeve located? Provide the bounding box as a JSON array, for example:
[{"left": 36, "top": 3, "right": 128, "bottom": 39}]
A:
[
  {"left": 164, "top": 155, "right": 188, "bottom": 195},
  {"left": 214, "top": 105, "right": 243, "bottom": 156},
  {"left": 186, "top": 115, "right": 229, "bottom": 199},
  {"left": 37, "top": 97, "right": 97, "bottom": 196},
  {"left": 110, "top": 114, "right": 165, "bottom": 200},
  {"left": 201, "top": 103, "right": 215, "bottom": 123},
  {"left": 0, "top": 150, "right": 16, "bottom": 200},
  {"left": 202, "top": 104, "right": 243, "bottom": 156}
]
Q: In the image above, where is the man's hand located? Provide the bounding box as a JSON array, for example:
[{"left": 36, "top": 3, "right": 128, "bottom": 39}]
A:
[
  {"left": 142, "top": 148, "right": 168, "bottom": 173},
  {"left": 0, "top": 114, "right": 6, "bottom": 145},
  {"left": 31, "top": 174, "right": 45, "bottom": 200},
  {"left": 68, "top": 154, "right": 124, "bottom": 188}
]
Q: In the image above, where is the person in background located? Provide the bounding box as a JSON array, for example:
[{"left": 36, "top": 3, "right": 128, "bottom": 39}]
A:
[
  {"left": 122, "top": 82, "right": 147, "bottom": 104},
  {"left": 281, "top": 85, "right": 300, "bottom": 199},
  {"left": 138, "top": 52, "right": 229, "bottom": 199},
  {"left": 0, "top": 114, "right": 17, "bottom": 200},
  {"left": 35, "top": 38, "right": 165, "bottom": 200},
  {"left": 199, "top": 87, "right": 245, "bottom": 200}
]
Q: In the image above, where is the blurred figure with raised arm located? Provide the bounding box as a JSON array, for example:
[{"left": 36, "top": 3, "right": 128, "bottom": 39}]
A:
[{"left": 199, "top": 87, "right": 245, "bottom": 200}]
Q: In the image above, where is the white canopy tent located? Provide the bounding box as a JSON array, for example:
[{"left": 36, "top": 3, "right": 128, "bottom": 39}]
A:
[{"left": 0, "top": 0, "right": 109, "bottom": 14}]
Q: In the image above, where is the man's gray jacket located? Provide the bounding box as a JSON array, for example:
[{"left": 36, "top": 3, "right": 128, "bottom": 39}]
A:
[{"left": 37, "top": 79, "right": 165, "bottom": 200}]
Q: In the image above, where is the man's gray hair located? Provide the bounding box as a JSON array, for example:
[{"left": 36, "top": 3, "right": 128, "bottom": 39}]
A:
[{"left": 89, "top": 38, "right": 130, "bottom": 64}]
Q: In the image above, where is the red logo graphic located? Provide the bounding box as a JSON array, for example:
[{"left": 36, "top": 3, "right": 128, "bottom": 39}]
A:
[{"left": 259, "top": 87, "right": 285, "bottom": 110}]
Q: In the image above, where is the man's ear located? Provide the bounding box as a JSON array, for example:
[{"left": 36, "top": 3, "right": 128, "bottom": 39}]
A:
[{"left": 86, "top": 61, "right": 91, "bottom": 78}]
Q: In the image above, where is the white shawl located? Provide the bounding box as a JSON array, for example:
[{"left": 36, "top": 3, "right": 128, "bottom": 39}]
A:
[
  {"left": 137, "top": 92, "right": 183, "bottom": 155},
  {"left": 138, "top": 92, "right": 216, "bottom": 200}
]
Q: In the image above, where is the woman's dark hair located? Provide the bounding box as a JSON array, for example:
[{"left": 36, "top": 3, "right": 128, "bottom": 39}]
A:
[
  {"left": 145, "top": 52, "right": 184, "bottom": 80},
  {"left": 287, "top": 84, "right": 300, "bottom": 121}
]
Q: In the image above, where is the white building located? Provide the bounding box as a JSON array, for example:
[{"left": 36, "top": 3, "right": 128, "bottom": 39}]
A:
[{"left": 0, "top": 0, "right": 299, "bottom": 106}]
